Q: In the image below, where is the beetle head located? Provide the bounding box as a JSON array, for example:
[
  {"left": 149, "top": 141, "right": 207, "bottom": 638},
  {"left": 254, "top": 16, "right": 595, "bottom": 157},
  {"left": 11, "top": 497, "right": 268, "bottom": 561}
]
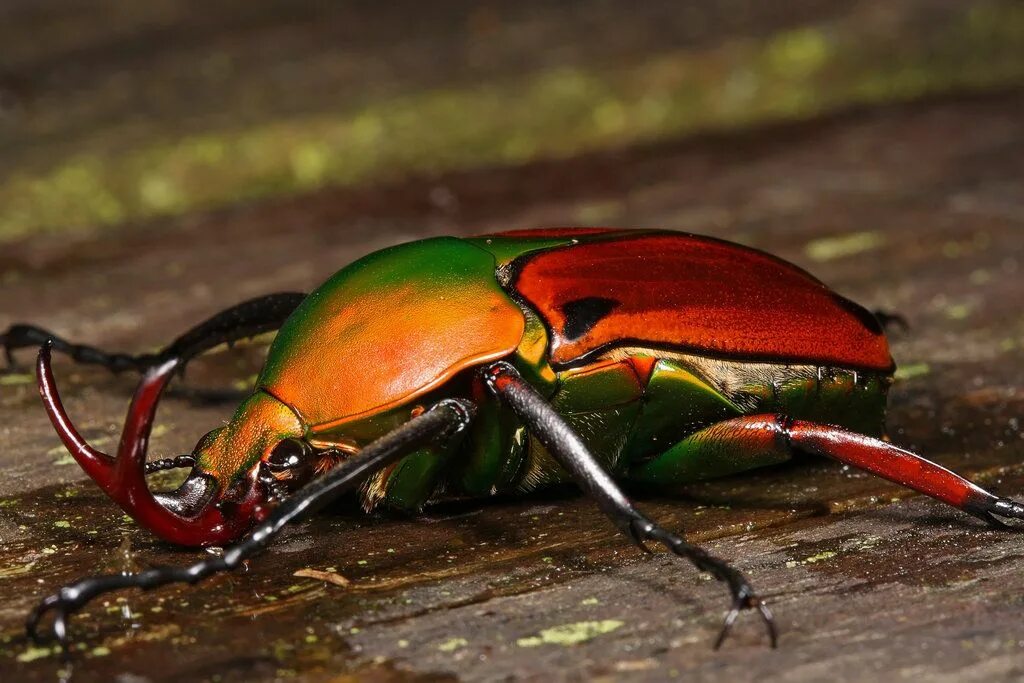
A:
[{"left": 37, "top": 344, "right": 305, "bottom": 546}]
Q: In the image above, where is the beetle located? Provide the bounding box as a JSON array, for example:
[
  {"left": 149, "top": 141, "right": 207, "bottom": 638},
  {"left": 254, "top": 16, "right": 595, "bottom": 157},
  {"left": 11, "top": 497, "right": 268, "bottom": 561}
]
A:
[{"left": 5, "top": 227, "right": 1022, "bottom": 648}]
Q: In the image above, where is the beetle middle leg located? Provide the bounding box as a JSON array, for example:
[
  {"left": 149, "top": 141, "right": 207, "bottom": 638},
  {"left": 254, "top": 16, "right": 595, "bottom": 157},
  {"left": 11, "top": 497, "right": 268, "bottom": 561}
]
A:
[
  {"left": 26, "top": 398, "right": 476, "bottom": 645},
  {"left": 2, "top": 292, "right": 306, "bottom": 372},
  {"left": 482, "top": 361, "right": 777, "bottom": 650}
]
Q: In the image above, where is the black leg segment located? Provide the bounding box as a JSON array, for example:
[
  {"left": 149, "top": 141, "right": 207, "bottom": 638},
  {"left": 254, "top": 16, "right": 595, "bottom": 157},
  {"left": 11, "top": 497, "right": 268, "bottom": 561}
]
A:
[
  {"left": 482, "top": 361, "right": 776, "bottom": 649},
  {"left": 2, "top": 292, "right": 307, "bottom": 372},
  {"left": 872, "top": 308, "right": 910, "bottom": 334},
  {"left": 26, "top": 398, "right": 475, "bottom": 645}
]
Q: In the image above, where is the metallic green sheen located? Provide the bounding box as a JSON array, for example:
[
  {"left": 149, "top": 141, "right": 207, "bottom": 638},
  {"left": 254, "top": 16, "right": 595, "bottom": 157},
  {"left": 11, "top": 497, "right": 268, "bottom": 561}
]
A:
[
  {"left": 456, "top": 393, "right": 526, "bottom": 496},
  {"left": 255, "top": 236, "right": 522, "bottom": 429},
  {"left": 516, "top": 361, "right": 645, "bottom": 491},
  {"left": 465, "top": 235, "right": 575, "bottom": 266},
  {"left": 624, "top": 360, "right": 744, "bottom": 460},
  {"left": 628, "top": 367, "right": 889, "bottom": 484},
  {"left": 380, "top": 438, "right": 463, "bottom": 511}
]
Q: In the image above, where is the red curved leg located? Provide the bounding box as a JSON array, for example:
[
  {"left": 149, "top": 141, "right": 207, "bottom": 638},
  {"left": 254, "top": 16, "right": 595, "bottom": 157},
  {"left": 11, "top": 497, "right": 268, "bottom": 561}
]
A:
[{"left": 724, "top": 415, "right": 1024, "bottom": 525}]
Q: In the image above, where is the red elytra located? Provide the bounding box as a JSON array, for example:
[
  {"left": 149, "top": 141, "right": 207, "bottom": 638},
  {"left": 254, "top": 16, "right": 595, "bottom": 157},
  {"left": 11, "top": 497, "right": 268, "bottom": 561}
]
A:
[{"left": 511, "top": 232, "right": 894, "bottom": 371}]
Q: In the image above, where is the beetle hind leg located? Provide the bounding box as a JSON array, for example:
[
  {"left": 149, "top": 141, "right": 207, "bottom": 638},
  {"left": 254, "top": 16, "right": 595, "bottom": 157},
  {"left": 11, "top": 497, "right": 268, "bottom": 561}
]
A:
[
  {"left": 778, "top": 417, "right": 1024, "bottom": 527},
  {"left": 633, "top": 413, "right": 1024, "bottom": 528}
]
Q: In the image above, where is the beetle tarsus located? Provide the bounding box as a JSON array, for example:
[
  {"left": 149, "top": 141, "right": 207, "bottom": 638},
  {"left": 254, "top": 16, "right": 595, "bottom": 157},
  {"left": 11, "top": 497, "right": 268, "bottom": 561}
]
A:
[
  {"left": 3, "top": 292, "right": 306, "bottom": 374},
  {"left": 714, "top": 594, "right": 776, "bottom": 650},
  {"left": 144, "top": 454, "right": 197, "bottom": 475},
  {"left": 2, "top": 324, "right": 144, "bottom": 373},
  {"left": 628, "top": 516, "right": 777, "bottom": 649},
  {"left": 872, "top": 309, "right": 910, "bottom": 334},
  {"left": 966, "top": 495, "right": 1024, "bottom": 529}
]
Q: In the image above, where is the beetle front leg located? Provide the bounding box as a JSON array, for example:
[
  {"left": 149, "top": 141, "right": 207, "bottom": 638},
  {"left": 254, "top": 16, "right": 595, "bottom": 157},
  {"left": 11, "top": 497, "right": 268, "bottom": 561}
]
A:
[
  {"left": 482, "top": 361, "right": 777, "bottom": 650},
  {"left": 2, "top": 292, "right": 306, "bottom": 372},
  {"left": 26, "top": 398, "right": 475, "bottom": 645}
]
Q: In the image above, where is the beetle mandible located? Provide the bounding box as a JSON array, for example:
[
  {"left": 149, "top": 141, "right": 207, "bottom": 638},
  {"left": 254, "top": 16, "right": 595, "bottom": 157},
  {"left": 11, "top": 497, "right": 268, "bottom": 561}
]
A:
[{"left": 5, "top": 227, "right": 1022, "bottom": 648}]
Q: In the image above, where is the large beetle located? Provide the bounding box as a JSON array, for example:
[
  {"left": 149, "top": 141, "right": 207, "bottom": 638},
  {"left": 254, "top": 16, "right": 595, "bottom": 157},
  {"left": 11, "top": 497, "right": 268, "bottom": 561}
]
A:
[{"left": 6, "top": 228, "right": 1022, "bottom": 647}]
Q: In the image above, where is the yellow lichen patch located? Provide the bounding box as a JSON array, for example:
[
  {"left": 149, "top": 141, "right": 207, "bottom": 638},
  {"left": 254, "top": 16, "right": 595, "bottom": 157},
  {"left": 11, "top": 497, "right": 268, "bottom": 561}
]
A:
[
  {"left": 437, "top": 637, "right": 468, "bottom": 652},
  {"left": 804, "top": 550, "right": 838, "bottom": 564},
  {"left": 895, "top": 363, "right": 931, "bottom": 381},
  {"left": 516, "top": 620, "right": 625, "bottom": 647},
  {"left": 16, "top": 646, "right": 55, "bottom": 663},
  {"left": 3, "top": 2, "right": 1024, "bottom": 240},
  {"left": 804, "top": 231, "right": 886, "bottom": 262},
  {"left": 0, "top": 561, "right": 36, "bottom": 579}
]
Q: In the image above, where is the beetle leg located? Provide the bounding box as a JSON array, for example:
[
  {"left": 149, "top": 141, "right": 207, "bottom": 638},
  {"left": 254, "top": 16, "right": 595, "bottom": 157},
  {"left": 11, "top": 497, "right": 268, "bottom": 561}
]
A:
[
  {"left": 764, "top": 415, "right": 1023, "bottom": 526},
  {"left": 872, "top": 308, "right": 910, "bottom": 334},
  {"left": 640, "top": 414, "right": 1024, "bottom": 527},
  {"left": 482, "top": 360, "right": 777, "bottom": 650},
  {"left": 26, "top": 398, "right": 475, "bottom": 645},
  {"left": 2, "top": 292, "right": 306, "bottom": 373}
]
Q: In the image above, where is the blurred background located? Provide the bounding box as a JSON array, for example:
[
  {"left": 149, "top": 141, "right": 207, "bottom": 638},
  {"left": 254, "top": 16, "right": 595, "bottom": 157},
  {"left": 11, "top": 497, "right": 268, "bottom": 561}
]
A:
[
  {"left": 3, "top": 2, "right": 1024, "bottom": 681},
  {"left": 1, "top": 0, "right": 1022, "bottom": 242}
]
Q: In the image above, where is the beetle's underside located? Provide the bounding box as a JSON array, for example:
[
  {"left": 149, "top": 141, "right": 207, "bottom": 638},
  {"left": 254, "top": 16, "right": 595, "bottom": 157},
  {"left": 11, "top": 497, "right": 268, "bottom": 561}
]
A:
[{"left": 4, "top": 227, "right": 1023, "bottom": 650}]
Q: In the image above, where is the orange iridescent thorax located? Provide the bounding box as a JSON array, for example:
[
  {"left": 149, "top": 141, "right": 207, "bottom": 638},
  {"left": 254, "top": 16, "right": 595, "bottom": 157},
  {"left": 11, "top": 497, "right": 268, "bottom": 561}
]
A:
[{"left": 256, "top": 237, "right": 526, "bottom": 433}]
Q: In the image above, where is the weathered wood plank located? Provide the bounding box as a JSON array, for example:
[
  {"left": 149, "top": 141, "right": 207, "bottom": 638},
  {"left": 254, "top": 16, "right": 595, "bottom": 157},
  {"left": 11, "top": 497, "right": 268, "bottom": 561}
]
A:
[{"left": 1, "top": 90, "right": 1023, "bottom": 681}]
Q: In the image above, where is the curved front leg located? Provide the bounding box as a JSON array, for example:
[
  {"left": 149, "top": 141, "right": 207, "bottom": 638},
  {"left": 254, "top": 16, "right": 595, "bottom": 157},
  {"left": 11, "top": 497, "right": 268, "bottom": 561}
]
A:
[{"left": 26, "top": 398, "right": 475, "bottom": 645}]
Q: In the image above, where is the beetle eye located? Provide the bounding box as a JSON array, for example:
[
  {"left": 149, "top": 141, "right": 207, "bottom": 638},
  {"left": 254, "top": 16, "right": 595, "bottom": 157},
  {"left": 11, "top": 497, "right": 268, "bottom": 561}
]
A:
[{"left": 266, "top": 439, "right": 309, "bottom": 472}]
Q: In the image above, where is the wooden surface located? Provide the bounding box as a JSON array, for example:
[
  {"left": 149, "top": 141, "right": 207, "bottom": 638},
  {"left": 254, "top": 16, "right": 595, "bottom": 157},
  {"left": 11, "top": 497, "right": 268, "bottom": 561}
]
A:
[
  {"left": 2, "top": 2, "right": 1024, "bottom": 681},
  {"left": 1, "top": 90, "right": 1022, "bottom": 682}
]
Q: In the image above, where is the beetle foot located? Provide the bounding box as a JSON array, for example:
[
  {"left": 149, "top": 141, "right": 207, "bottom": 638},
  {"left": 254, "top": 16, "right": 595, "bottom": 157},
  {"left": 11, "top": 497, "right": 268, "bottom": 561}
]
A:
[
  {"left": 872, "top": 309, "right": 910, "bottom": 334},
  {"left": 963, "top": 491, "right": 1024, "bottom": 529},
  {"left": 623, "top": 518, "right": 655, "bottom": 554},
  {"left": 714, "top": 587, "right": 777, "bottom": 650},
  {"left": 26, "top": 590, "right": 73, "bottom": 646},
  {"left": 626, "top": 516, "right": 777, "bottom": 648},
  {"left": 983, "top": 497, "right": 1024, "bottom": 528}
]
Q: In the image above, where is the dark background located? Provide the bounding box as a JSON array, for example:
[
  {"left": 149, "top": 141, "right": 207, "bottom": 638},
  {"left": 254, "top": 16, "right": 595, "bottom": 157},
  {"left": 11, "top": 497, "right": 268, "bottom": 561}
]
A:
[{"left": 1, "top": 2, "right": 1023, "bottom": 681}]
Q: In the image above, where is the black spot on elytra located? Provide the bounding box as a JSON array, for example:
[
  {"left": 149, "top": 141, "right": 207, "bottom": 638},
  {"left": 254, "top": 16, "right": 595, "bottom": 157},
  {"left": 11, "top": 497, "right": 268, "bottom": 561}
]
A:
[{"left": 561, "top": 297, "right": 619, "bottom": 340}]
